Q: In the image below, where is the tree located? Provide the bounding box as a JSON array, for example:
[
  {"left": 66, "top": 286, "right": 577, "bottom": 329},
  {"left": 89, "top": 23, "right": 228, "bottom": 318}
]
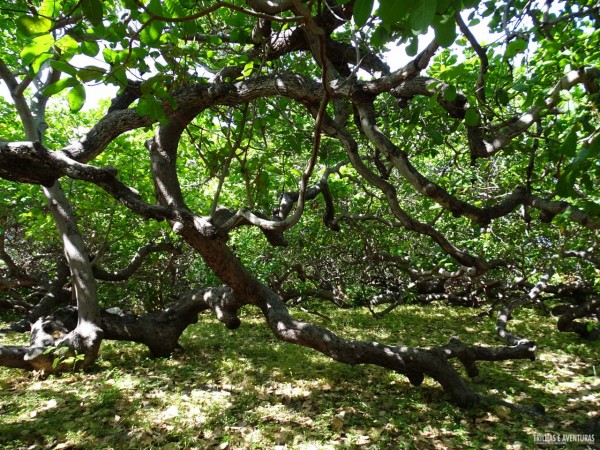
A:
[{"left": 0, "top": 0, "right": 598, "bottom": 408}]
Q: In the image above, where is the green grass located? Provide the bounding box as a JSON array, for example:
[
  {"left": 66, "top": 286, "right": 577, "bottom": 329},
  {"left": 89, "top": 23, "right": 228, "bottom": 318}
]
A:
[{"left": 0, "top": 303, "right": 598, "bottom": 449}]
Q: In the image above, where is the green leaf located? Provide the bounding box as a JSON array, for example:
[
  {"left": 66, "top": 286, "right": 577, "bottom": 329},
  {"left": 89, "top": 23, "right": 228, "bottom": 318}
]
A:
[
  {"left": 81, "top": 0, "right": 104, "bottom": 26},
  {"left": 464, "top": 107, "right": 480, "bottom": 126},
  {"left": 496, "top": 89, "right": 510, "bottom": 106},
  {"left": 242, "top": 61, "right": 254, "bottom": 78},
  {"left": 443, "top": 84, "right": 457, "bottom": 101},
  {"left": 406, "top": 37, "right": 419, "bottom": 57},
  {"left": 17, "top": 16, "right": 52, "bottom": 37},
  {"left": 140, "top": 20, "right": 165, "bottom": 46},
  {"left": 140, "top": 75, "right": 170, "bottom": 95},
  {"left": 224, "top": 11, "right": 246, "bottom": 27},
  {"left": 43, "top": 77, "right": 79, "bottom": 96},
  {"left": 107, "top": 67, "right": 128, "bottom": 87},
  {"left": 50, "top": 60, "right": 78, "bottom": 77},
  {"left": 20, "top": 34, "right": 55, "bottom": 66},
  {"left": 428, "top": 91, "right": 439, "bottom": 109},
  {"left": 102, "top": 48, "right": 118, "bottom": 64},
  {"left": 39, "top": 0, "right": 63, "bottom": 18},
  {"left": 353, "top": 0, "right": 374, "bottom": 27},
  {"left": 556, "top": 169, "right": 576, "bottom": 197},
  {"left": 426, "top": 127, "right": 444, "bottom": 145},
  {"left": 378, "top": 0, "right": 410, "bottom": 24},
  {"left": 559, "top": 128, "right": 578, "bottom": 158},
  {"left": 408, "top": 0, "right": 437, "bottom": 33},
  {"left": 67, "top": 83, "right": 86, "bottom": 112},
  {"left": 370, "top": 25, "right": 390, "bottom": 47},
  {"left": 81, "top": 40, "right": 100, "bottom": 57},
  {"left": 55, "top": 35, "right": 79, "bottom": 54},
  {"left": 137, "top": 96, "right": 165, "bottom": 121},
  {"left": 504, "top": 38, "right": 528, "bottom": 59},
  {"left": 587, "top": 135, "right": 600, "bottom": 158},
  {"left": 165, "top": 0, "right": 186, "bottom": 18},
  {"left": 433, "top": 15, "right": 457, "bottom": 47},
  {"left": 31, "top": 53, "right": 53, "bottom": 74},
  {"left": 77, "top": 66, "right": 106, "bottom": 82},
  {"left": 512, "top": 83, "right": 528, "bottom": 92}
]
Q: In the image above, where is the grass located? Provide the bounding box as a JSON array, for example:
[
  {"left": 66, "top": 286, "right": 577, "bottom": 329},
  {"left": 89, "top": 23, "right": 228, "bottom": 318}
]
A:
[{"left": 0, "top": 303, "right": 598, "bottom": 449}]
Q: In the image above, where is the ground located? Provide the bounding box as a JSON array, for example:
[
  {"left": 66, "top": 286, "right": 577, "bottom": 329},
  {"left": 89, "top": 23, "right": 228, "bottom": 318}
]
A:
[{"left": 0, "top": 303, "right": 598, "bottom": 449}]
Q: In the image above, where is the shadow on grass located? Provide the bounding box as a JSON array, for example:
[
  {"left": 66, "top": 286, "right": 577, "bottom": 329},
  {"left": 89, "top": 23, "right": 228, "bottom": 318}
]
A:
[{"left": 0, "top": 303, "right": 598, "bottom": 448}]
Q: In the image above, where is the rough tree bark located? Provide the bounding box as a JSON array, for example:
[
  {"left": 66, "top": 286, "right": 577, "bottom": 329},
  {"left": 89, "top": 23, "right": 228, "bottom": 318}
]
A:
[
  {"left": 0, "top": 59, "right": 103, "bottom": 371},
  {"left": 0, "top": 286, "right": 243, "bottom": 360},
  {"left": 556, "top": 297, "right": 600, "bottom": 339}
]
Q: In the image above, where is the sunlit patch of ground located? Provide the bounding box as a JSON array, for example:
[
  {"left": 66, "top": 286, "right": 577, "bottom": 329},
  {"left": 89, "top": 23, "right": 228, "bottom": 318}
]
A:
[{"left": 0, "top": 303, "right": 598, "bottom": 449}]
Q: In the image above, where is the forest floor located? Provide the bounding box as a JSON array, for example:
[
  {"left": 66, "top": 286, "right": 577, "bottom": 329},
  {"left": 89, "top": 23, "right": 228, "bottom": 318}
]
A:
[{"left": 0, "top": 302, "right": 598, "bottom": 449}]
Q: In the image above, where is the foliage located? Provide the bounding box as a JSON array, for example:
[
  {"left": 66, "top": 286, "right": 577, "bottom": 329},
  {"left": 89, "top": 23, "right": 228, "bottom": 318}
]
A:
[
  {"left": 43, "top": 346, "right": 86, "bottom": 371},
  {"left": 0, "top": 0, "right": 598, "bottom": 419}
]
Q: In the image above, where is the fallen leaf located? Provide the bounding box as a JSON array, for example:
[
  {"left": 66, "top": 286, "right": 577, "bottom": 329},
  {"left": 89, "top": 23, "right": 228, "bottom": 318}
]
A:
[
  {"left": 53, "top": 443, "right": 72, "bottom": 450},
  {"left": 331, "top": 416, "right": 344, "bottom": 431},
  {"left": 495, "top": 405, "right": 512, "bottom": 419},
  {"left": 162, "top": 405, "right": 179, "bottom": 419}
]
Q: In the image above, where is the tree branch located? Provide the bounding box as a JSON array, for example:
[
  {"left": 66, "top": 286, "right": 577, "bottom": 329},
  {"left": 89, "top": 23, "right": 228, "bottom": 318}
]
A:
[
  {"left": 92, "top": 242, "right": 178, "bottom": 282},
  {"left": 470, "top": 68, "right": 600, "bottom": 159}
]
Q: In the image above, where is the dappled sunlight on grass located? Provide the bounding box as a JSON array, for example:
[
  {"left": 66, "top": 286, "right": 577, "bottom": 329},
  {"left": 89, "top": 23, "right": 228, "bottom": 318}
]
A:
[{"left": 0, "top": 303, "right": 598, "bottom": 449}]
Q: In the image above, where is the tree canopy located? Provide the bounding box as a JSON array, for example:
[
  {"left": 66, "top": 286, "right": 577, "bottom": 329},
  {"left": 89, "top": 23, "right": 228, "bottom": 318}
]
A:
[{"left": 0, "top": 0, "right": 598, "bottom": 409}]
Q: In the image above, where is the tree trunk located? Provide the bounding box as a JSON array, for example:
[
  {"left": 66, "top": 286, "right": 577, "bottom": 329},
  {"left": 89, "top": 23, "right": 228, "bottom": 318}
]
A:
[
  {"left": 141, "top": 115, "right": 537, "bottom": 408},
  {"left": 0, "top": 61, "right": 103, "bottom": 371},
  {"left": 100, "top": 286, "right": 241, "bottom": 356},
  {"left": 40, "top": 182, "right": 103, "bottom": 366},
  {"left": 0, "top": 184, "right": 105, "bottom": 372},
  {"left": 176, "top": 225, "right": 537, "bottom": 408}
]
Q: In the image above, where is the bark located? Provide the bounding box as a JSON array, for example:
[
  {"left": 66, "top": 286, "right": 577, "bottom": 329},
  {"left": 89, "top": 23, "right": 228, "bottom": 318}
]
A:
[
  {"left": 0, "top": 298, "right": 33, "bottom": 314},
  {"left": 11, "top": 258, "right": 72, "bottom": 332},
  {"left": 0, "top": 275, "right": 39, "bottom": 291},
  {"left": 495, "top": 271, "right": 552, "bottom": 346},
  {"left": 0, "top": 286, "right": 243, "bottom": 366},
  {"left": 273, "top": 180, "right": 339, "bottom": 231},
  {"left": 167, "top": 217, "right": 537, "bottom": 407},
  {"left": 101, "top": 286, "right": 244, "bottom": 356},
  {"left": 40, "top": 182, "right": 104, "bottom": 368},
  {"left": 211, "top": 206, "right": 288, "bottom": 246},
  {"left": 0, "top": 59, "right": 104, "bottom": 371},
  {"left": 0, "top": 346, "right": 50, "bottom": 370},
  {"left": 92, "top": 242, "right": 178, "bottom": 282},
  {"left": 556, "top": 297, "right": 600, "bottom": 339}
]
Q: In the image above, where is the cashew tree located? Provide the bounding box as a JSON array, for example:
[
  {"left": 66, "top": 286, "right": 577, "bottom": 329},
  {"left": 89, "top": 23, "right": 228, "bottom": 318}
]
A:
[{"left": 0, "top": 0, "right": 598, "bottom": 407}]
